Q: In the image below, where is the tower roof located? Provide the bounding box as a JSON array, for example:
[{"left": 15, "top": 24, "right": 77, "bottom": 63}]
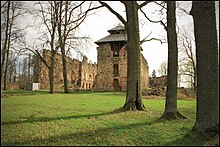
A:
[
  {"left": 95, "top": 34, "right": 127, "bottom": 45},
  {"left": 95, "top": 24, "right": 126, "bottom": 45},
  {"left": 107, "top": 24, "right": 125, "bottom": 33}
]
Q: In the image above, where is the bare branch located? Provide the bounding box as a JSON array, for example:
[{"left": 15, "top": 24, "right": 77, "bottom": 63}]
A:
[
  {"left": 99, "top": 1, "right": 126, "bottom": 25},
  {"left": 154, "top": 1, "right": 167, "bottom": 10},
  {"left": 141, "top": 37, "right": 167, "bottom": 44},
  {"left": 140, "top": 31, "right": 166, "bottom": 45},
  {"left": 138, "top": 1, "right": 152, "bottom": 9},
  {"left": 140, "top": 8, "right": 167, "bottom": 31},
  {"left": 176, "top": 2, "right": 190, "bottom": 15}
]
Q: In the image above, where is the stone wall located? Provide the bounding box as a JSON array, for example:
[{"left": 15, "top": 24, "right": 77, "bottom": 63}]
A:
[
  {"left": 34, "top": 49, "right": 97, "bottom": 90},
  {"left": 34, "top": 45, "right": 149, "bottom": 92},
  {"left": 94, "top": 43, "right": 114, "bottom": 91},
  {"left": 141, "top": 54, "right": 149, "bottom": 88},
  {"left": 93, "top": 43, "right": 149, "bottom": 91},
  {"left": 80, "top": 56, "right": 97, "bottom": 90}
]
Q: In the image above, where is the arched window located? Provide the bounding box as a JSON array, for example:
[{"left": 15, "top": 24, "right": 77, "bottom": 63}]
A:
[{"left": 113, "top": 79, "right": 121, "bottom": 91}]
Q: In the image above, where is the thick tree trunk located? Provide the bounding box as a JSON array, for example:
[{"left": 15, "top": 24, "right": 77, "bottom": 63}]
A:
[
  {"left": 193, "top": 68, "right": 197, "bottom": 92},
  {"left": 161, "top": 1, "right": 186, "bottom": 120},
  {"left": 122, "top": 1, "right": 146, "bottom": 111},
  {"left": 190, "top": 1, "right": 219, "bottom": 133}
]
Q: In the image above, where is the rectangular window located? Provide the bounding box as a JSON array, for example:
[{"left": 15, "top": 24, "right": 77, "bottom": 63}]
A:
[{"left": 113, "top": 64, "right": 119, "bottom": 77}]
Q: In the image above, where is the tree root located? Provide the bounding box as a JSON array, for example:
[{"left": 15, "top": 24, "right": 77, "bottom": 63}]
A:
[{"left": 161, "top": 111, "right": 187, "bottom": 120}]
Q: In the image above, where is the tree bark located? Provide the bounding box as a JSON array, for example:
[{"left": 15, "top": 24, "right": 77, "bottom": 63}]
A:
[
  {"left": 161, "top": 1, "right": 186, "bottom": 120},
  {"left": 49, "top": 51, "right": 55, "bottom": 94},
  {"left": 190, "top": 1, "right": 219, "bottom": 133},
  {"left": 61, "top": 46, "right": 69, "bottom": 93},
  {"left": 1, "top": 1, "right": 10, "bottom": 91},
  {"left": 122, "top": 1, "right": 146, "bottom": 111},
  {"left": 3, "top": 22, "right": 12, "bottom": 90},
  {"left": 58, "top": 1, "right": 69, "bottom": 93}
]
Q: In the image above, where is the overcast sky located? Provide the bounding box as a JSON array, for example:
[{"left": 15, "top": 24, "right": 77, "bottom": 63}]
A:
[
  {"left": 22, "top": 1, "right": 219, "bottom": 78},
  {"left": 77, "top": 1, "right": 219, "bottom": 76}
]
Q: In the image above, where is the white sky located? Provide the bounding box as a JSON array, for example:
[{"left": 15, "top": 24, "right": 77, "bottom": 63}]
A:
[
  {"left": 22, "top": 1, "right": 219, "bottom": 78},
  {"left": 78, "top": 1, "right": 191, "bottom": 76},
  {"left": 78, "top": 1, "right": 219, "bottom": 77}
]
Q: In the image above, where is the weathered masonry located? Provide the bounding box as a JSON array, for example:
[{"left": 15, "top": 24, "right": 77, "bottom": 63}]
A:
[
  {"left": 34, "top": 50, "right": 97, "bottom": 90},
  {"left": 93, "top": 24, "right": 149, "bottom": 91},
  {"left": 33, "top": 24, "right": 149, "bottom": 91}
]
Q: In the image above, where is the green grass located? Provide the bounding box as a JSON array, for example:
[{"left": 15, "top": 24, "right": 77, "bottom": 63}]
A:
[{"left": 1, "top": 91, "right": 218, "bottom": 146}]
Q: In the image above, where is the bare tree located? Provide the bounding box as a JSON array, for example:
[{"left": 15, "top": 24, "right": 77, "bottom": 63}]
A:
[
  {"left": 1, "top": 1, "right": 28, "bottom": 90},
  {"left": 8, "top": 54, "right": 17, "bottom": 83},
  {"left": 140, "top": 1, "right": 186, "bottom": 119},
  {"left": 99, "top": 1, "right": 153, "bottom": 111},
  {"left": 24, "top": 1, "right": 61, "bottom": 93},
  {"left": 157, "top": 60, "right": 167, "bottom": 76},
  {"left": 178, "top": 26, "right": 196, "bottom": 91},
  {"left": 57, "top": 1, "right": 102, "bottom": 93},
  {"left": 1, "top": 1, "right": 10, "bottom": 91},
  {"left": 161, "top": 1, "right": 186, "bottom": 120},
  {"left": 17, "top": 56, "right": 29, "bottom": 89}
]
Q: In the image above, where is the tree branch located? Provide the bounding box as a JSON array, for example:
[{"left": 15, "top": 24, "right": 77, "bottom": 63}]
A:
[
  {"left": 99, "top": 1, "right": 126, "bottom": 25},
  {"left": 138, "top": 1, "right": 152, "bottom": 9},
  {"left": 141, "top": 37, "right": 167, "bottom": 44},
  {"left": 140, "top": 31, "right": 167, "bottom": 44},
  {"left": 140, "top": 8, "right": 167, "bottom": 31}
]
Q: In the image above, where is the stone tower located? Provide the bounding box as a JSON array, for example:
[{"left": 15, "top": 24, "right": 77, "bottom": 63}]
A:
[{"left": 93, "top": 24, "right": 149, "bottom": 91}]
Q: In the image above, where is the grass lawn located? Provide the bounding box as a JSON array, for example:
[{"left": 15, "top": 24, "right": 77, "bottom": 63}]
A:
[{"left": 1, "top": 90, "right": 218, "bottom": 146}]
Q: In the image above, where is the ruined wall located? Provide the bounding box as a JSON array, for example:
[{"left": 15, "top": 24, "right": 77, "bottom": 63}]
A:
[
  {"left": 118, "top": 46, "right": 127, "bottom": 91},
  {"left": 94, "top": 43, "right": 149, "bottom": 91},
  {"left": 141, "top": 54, "right": 149, "bottom": 88},
  {"left": 35, "top": 49, "right": 96, "bottom": 90},
  {"left": 80, "top": 56, "right": 97, "bottom": 90},
  {"left": 94, "top": 43, "right": 114, "bottom": 91},
  {"left": 35, "top": 46, "right": 148, "bottom": 92}
]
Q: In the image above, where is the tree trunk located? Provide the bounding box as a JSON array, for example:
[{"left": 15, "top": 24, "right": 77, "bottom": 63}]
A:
[
  {"left": 193, "top": 68, "right": 197, "bottom": 91},
  {"left": 161, "top": 1, "right": 186, "bottom": 120},
  {"left": 3, "top": 41, "right": 10, "bottom": 90},
  {"left": 28, "top": 54, "right": 31, "bottom": 82},
  {"left": 61, "top": 46, "right": 69, "bottom": 93},
  {"left": 190, "top": 1, "right": 219, "bottom": 133},
  {"left": 122, "top": 1, "right": 146, "bottom": 111},
  {"left": 1, "top": 1, "right": 10, "bottom": 91},
  {"left": 49, "top": 50, "right": 55, "bottom": 94},
  {"left": 58, "top": 1, "right": 69, "bottom": 93},
  {"left": 3, "top": 8, "right": 13, "bottom": 90}
]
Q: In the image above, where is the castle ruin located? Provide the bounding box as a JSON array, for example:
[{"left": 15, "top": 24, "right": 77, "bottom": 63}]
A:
[
  {"left": 93, "top": 24, "right": 149, "bottom": 91},
  {"left": 34, "top": 49, "right": 97, "bottom": 90},
  {"left": 34, "top": 24, "right": 149, "bottom": 91}
]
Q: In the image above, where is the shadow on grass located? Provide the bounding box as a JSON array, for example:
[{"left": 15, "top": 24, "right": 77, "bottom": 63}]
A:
[
  {"left": 165, "top": 130, "right": 219, "bottom": 146},
  {"left": 2, "top": 118, "right": 165, "bottom": 146},
  {"left": 1, "top": 108, "right": 127, "bottom": 126}
]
